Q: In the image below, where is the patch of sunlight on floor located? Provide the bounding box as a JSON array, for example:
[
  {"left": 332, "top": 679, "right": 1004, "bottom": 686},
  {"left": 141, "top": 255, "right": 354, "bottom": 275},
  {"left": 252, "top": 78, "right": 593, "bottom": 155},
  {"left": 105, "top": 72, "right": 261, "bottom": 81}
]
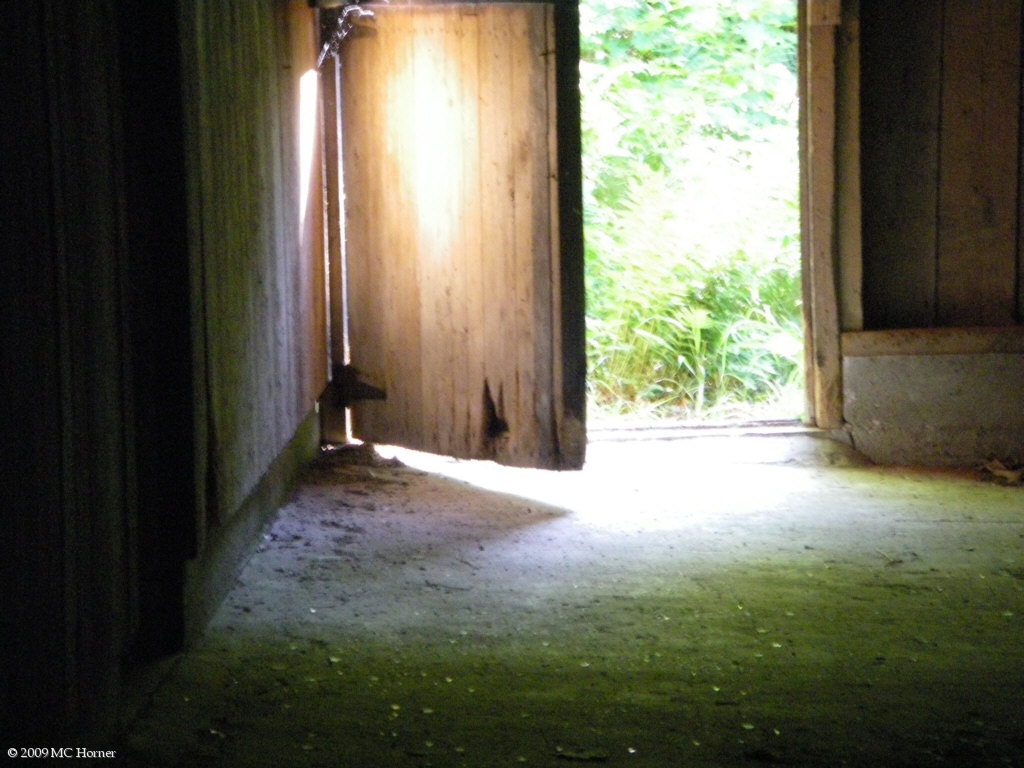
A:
[{"left": 373, "top": 429, "right": 827, "bottom": 534}]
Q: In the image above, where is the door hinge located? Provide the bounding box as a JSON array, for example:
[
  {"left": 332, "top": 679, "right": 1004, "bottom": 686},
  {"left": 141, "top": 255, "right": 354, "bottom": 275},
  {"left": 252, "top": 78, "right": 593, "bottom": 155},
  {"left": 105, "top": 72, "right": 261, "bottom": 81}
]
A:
[{"left": 329, "top": 364, "right": 387, "bottom": 409}]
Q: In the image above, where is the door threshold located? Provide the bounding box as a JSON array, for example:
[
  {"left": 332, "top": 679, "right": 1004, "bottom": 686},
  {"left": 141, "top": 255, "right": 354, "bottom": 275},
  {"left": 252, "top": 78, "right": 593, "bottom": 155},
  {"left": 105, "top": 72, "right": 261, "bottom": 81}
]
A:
[{"left": 587, "top": 419, "right": 817, "bottom": 443}]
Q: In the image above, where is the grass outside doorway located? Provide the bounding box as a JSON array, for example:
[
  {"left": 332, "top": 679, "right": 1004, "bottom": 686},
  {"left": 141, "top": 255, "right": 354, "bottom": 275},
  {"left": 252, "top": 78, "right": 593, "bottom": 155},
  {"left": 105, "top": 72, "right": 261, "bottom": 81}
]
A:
[{"left": 581, "top": 0, "right": 803, "bottom": 424}]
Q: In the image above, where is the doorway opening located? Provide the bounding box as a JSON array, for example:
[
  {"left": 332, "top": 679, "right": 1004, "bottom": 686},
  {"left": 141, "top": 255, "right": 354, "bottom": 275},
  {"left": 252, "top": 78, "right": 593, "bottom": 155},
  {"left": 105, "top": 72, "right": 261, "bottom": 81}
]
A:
[{"left": 580, "top": 0, "right": 803, "bottom": 427}]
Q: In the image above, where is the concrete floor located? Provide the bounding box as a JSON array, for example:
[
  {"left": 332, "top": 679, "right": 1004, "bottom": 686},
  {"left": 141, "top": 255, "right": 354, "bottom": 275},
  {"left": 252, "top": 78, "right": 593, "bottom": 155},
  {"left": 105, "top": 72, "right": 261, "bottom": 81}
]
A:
[{"left": 122, "top": 432, "right": 1024, "bottom": 767}]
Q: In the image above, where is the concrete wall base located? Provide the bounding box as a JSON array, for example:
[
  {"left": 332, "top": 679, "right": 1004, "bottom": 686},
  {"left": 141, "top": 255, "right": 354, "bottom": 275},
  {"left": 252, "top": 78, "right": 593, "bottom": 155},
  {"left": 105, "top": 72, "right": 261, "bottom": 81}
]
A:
[{"left": 844, "top": 354, "right": 1024, "bottom": 466}]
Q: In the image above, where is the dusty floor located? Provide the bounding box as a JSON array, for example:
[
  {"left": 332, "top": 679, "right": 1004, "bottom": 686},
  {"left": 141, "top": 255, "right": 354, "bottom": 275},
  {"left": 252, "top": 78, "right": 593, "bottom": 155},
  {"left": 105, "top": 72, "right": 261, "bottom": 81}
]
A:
[{"left": 122, "top": 432, "right": 1024, "bottom": 767}]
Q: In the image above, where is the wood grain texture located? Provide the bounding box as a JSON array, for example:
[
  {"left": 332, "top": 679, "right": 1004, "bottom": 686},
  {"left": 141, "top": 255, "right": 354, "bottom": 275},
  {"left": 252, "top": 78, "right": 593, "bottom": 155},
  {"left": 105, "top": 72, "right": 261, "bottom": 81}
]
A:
[
  {"left": 835, "top": 0, "right": 861, "bottom": 331},
  {"left": 805, "top": 19, "right": 843, "bottom": 428},
  {"left": 342, "top": 4, "right": 574, "bottom": 467},
  {"left": 187, "top": 0, "right": 326, "bottom": 518},
  {"left": 843, "top": 326, "right": 1024, "bottom": 357},
  {"left": 2, "top": 0, "right": 147, "bottom": 738},
  {"left": 937, "top": 0, "right": 1021, "bottom": 326},
  {"left": 808, "top": 0, "right": 842, "bottom": 27},
  {"left": 798, "top": 0, "right": 816, "bottom": 423},
  {"left": 858, "top": 1, "right": 1024, "bottom": 330},
  {"left": 859, "top": 0, "right": 942, "bottom": 328}
]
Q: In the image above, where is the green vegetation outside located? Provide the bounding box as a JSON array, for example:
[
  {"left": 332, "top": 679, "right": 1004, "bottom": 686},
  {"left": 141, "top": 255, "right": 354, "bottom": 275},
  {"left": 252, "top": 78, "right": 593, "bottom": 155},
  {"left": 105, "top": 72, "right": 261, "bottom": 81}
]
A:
[{"left": 581, "top": 0, "right": 802, "bottom": 423}]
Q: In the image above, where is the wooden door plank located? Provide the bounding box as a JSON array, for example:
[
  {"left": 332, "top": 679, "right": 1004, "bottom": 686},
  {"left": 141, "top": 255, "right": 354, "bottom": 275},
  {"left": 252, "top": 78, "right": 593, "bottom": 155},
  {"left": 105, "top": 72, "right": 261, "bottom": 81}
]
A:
[
  {"left": 531, "top": 5, "right": 558, "bottom": 464},
  {"left": 429, "top": 4, "right": 471, "bottom": 458},
  {"left": 342, "top": 12, "right": 424, "bottom": 441},
  {"left": 338, "top": 21, "right": 374, "bottom": 434},
  {"left": 550, "top": 0, "right": 586, "bottom": 466},
  {"left": 509, "top": 3, "right": 558, "bottom": 465},
  {"left": 478, "top": 5, "right": 518, "bottom": 459},
  {"left": 808, "top": 0, "right": 841, "bottom": 27},
  {"left": 389, "top": 6, "right": 425, "bottom": 443},
  {"left": 413, "top": 7, "right": 452, "bottom": 453},
  {"left": 509, "top": 5, "right": 535, "bottom": 459},
  {"left": 937, "top": 0, "right": 1021, "bottom": 326},
  {"left": 458, "top": 4, "right": 485, "bottom": 450},
  {"left": 513, "top": 3, "right": 550, "bottom": 462},
  {"left": 545, "top": 5, "right": 581, "bottom": 463},
  {"left": 320, "top": 53, "right": 348, "bottom": 442}
]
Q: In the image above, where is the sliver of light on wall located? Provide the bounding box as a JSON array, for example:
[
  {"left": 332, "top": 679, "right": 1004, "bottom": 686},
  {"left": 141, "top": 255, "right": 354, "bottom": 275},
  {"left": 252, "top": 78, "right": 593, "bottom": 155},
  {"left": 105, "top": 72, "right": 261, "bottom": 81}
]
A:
[{"left": 298, "top": 68, "right": 319, "bottom": 227}]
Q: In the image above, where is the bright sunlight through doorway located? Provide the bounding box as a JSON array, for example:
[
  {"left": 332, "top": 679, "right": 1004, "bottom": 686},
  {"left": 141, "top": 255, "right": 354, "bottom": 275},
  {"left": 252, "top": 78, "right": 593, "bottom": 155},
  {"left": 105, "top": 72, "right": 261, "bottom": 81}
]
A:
[{"left": 580, "top": 0, "right": 803, "bottom": 426}]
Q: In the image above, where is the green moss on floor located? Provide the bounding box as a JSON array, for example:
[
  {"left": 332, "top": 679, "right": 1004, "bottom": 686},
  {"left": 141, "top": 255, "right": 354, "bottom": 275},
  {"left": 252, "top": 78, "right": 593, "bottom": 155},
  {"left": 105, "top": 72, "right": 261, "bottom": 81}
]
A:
[{"left": 123, "top": 438, "right": 1024, "bottom": 767}]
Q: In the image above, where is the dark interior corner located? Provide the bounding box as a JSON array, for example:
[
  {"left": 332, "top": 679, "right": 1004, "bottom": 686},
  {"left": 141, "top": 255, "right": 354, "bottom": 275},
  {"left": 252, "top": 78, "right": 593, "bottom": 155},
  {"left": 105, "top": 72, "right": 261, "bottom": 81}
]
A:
[{"left": 2, "top": 0, "right": 1022, "bottom": 763}]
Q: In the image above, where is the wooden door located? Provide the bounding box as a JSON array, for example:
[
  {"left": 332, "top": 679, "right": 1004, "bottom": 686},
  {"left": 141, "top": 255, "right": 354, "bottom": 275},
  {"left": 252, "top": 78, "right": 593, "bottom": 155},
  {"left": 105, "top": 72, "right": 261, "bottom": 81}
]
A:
[{"left": 325, "top": 2, "right": 585, "bottom": 469}]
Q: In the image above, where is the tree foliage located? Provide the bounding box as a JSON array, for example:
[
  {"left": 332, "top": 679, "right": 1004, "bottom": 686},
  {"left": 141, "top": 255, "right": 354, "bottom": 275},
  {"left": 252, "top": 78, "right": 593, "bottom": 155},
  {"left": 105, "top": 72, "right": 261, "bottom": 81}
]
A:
[{"left": 581, "top": 0, "right": 802, "bottom": 421}]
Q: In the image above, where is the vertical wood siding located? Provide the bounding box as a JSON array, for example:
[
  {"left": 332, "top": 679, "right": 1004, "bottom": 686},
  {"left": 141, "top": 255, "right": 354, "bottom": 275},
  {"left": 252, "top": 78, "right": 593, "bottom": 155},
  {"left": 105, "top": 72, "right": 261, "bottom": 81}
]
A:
[
  {"left": 183, "top": 0, "right": 326, "bottom": 521},
  {"left": 341, "top": 4, "right": 575, "bottom": 467},
  {"left": 860, "top": 0, "right": 1023, "bottom": 329},
  {"left": 1, "top": 0, "right": 135, "bottom": 741},
  {"left": 936, "top": 0, "right": 1021, "bottom": 325}
]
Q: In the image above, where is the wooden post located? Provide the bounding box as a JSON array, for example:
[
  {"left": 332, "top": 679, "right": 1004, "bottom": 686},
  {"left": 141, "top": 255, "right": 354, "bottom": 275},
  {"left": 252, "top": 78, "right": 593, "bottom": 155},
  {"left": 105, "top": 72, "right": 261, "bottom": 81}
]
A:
[
  {"left": 804, "top": 0, "right": 843, "bottom": 428},
  {"left": 808, "top": 0, "right": 841, "bottom": 26},
  {"left": 835, "top": 0, "right": 861, "bottom": 332}
]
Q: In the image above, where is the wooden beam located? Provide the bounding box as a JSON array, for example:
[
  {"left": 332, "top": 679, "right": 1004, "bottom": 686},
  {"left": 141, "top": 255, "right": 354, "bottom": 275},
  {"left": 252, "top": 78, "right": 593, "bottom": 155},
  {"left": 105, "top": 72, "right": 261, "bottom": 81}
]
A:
[
  {"left": 804, "top": 5, "right": 843, "bottom": 428},
  {"left": 835, "top": 0, "right": 861, "bottom": 331},
  {"left": 808, "top": 0, "right": 841, "bottom": 26},
  {"left": 843, "top": 326, "right": 1024, "bottom": 357},
  {"left": 798, "top": 0, "right": 815, "bottom": 424}
]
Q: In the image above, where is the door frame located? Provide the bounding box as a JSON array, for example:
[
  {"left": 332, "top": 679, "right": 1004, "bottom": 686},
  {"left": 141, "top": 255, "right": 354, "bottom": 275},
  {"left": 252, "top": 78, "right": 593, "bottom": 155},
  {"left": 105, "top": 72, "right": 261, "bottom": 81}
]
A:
[
  {"left": 800, "top": 0, "right": 848, "bottom": 429},
  {"left": 316, "top": 0, "right": 849, "bottom": 437}
]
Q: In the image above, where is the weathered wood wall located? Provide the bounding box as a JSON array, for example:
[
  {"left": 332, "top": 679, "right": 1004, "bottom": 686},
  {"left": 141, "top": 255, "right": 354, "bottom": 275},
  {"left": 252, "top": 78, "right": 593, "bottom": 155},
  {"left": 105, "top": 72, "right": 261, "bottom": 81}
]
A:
[
  {"left": 341, "top": 4, "right": 581, "bottom": 467},
  {"left": 860, "top": 0, "right": 1023, "bottom": 329},
  {"left": 844, "top": 1, "right": 1024, "bottom": 464},
  {"left": 2, "top": 0, "right": 327, "bottom": 742},
  {"left": 1, "top": 0, "right": 136, "bottom": 742},
  {"left": 120, "top": 0, "right": 198, "bottom": 662},
  {"left": 182, "top": 0, "right": 327, "bottom": 525}
]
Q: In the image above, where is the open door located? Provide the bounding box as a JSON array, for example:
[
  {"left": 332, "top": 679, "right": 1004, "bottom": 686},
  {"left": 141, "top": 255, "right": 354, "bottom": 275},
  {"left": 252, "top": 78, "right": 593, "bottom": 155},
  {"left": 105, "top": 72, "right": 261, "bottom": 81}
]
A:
[{"left": 321, "top": 2, "right": 585, "bottom": 469}]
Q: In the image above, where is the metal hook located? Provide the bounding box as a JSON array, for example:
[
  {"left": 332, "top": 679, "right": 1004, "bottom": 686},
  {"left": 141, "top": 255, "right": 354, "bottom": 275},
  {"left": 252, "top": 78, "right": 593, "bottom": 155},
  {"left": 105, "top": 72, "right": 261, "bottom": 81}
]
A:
[{"left": 317, "top": 3, "right": 379, "bottom": 69}]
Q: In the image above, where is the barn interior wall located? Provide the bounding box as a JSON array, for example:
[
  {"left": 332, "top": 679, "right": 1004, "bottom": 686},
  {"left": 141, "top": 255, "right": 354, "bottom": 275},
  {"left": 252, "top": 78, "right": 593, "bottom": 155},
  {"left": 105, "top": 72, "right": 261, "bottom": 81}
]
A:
[
  {"left": 844, "top": 1, "right": 1024, "bottom": 465},
  {"left": 1, "top": 0, "right": 322, "bottom": 743},
  {"left": 2, "top": 0, "right": 138, "bottom": 743},
  {"left": 182, "top": 0, "right": 326, "bottom": 528},
  {"left": 859, "top": 0, "right": 1022, "bottom": 328},
  {"left": 179, "top": 0, "right": 326, "bottom": 632}
]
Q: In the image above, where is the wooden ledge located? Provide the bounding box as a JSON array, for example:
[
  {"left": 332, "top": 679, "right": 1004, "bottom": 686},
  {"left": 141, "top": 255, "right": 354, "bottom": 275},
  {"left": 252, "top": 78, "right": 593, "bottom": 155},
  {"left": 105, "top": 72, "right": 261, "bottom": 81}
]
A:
[{"left": 842, "top": 326, "right": 1024, "bottom": 357}]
